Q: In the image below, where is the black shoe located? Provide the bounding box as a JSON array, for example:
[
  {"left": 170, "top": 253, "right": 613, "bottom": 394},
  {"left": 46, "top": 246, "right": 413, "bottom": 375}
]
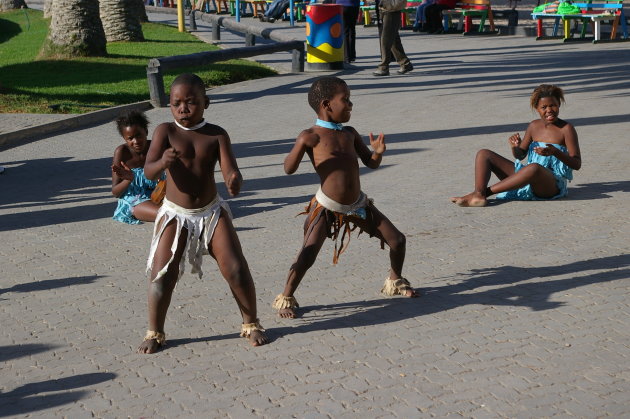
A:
[
  {"left": 397, "top": 64, "right": 413, "bottom": 75},
  {"left": 373, "top": 69, "right": 389, "bottom": 76}
]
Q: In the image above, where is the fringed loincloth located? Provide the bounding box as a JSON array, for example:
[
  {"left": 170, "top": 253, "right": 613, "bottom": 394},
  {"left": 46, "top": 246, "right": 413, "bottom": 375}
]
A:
[
  {"left": 301, "top": 187, "right": 384, "bottom": 264},
  {"left": 147, "top": 196, "right": 232, "bottom": 282}
]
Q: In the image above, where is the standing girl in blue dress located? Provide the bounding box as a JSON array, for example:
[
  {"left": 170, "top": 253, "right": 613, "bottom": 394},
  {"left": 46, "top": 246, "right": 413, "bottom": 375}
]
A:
[
  {"left": 111, "top": 110, "right": 163, "bottom": 224},
  {"left": 450, "top": 84, "right": 581, "bottom": 207}
]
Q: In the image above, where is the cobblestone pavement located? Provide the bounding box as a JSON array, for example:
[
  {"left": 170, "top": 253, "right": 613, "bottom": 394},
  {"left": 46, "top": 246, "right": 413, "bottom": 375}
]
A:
[{"left": 1, "top": 10, "right": 629, "bottom": 418}]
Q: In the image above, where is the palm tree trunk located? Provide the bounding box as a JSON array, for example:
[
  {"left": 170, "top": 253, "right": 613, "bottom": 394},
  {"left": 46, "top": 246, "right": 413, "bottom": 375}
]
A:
[
  {"left": 0, "top": 0, "right": 27, "bottom": 11},
  {"left": 42, "top": 0, "right": 106, "bottom": 57},
  {"left": 132, "top": 0, "right": 149, "bottom": 23},
  {"left": 43, "top": 0, "right": 53, "bottom": 18},
  {"left": 99, "top": 0, "right": 145, "bottom": 42}
]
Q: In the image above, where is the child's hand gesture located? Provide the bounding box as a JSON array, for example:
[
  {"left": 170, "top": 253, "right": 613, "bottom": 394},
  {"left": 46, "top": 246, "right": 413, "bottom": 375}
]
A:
[
  {"left": 369, "top": 132, "right": 386, "bottom": 155},
  {"left": 534, "top": 144, "right": 557, "bottom": 157},
  {"left": 161, "top": 147, "right": 180, "bottom": 169},
  {"left": 225, "top": 170, "right": 242, "bottom": 196},
  {"left": 112, "top": 161, "right": 134, "bottom": 181},
  {"left": 508, "top": 133, "right": 522, "bottom": 148}
]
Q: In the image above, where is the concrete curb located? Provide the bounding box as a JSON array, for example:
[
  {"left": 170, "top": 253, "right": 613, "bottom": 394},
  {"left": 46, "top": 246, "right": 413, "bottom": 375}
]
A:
[{"left": 0, "top": 101, "right": 153, "bottom": 150}]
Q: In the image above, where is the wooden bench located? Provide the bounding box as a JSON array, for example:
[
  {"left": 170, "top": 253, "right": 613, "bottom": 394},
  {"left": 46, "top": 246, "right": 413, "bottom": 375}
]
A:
[
  {"left": 243, "top": 0, "right": 267, "bottom": 16},
  {"left": 532, "top": 1, "right": 628, "bottom": 43},
  {"left": 442, "top": 0, "right": 497, "bottom": 34},
  {"left": 360, "top": 1, "right": 422, "bottom": 27}
]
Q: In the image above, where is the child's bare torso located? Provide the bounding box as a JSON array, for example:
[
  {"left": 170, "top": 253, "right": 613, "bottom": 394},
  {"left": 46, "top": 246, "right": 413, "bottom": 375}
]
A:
[
  {"left": 306, "top": 126, "right": 362, "bottom": 205},
  {"left": 164, "top": 122, "right": 223, "bottom": 208},
  {"left": 529, "top": 118, "right": 570, "bottom": 145}
]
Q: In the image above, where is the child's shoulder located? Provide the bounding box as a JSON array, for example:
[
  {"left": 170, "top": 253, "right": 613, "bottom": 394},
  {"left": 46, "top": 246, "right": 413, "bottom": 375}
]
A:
[
  {"left": 556, "top": 118, "right": 574, "bottom": 129},
  {"left": 202, "top": 122, "right": 229, "bottom": 137},
  {"left": 299, "top": 126, "right": 317, "bottom": 136},
  {"left": 153, "top": 121, "right": 175, "bottom": 134},
  {"left": 342, "top": 125, "right": 359, "bottom": 135},
  {"left": 113, "top": 143, "right": 130, "bottom": 159}
]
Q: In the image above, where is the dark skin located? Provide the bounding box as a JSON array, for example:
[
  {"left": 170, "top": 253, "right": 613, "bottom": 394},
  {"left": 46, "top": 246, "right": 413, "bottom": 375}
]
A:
[
  {"left": 137, "top": 82, "right": 268, "bottom": 353},
  {"left": 278, "top": 84, "right": 418, "bottom": 319},
  {"left": 111, "top": 125, "right": 160, "bottom": 222},
  {"left": 451, "top": 96, "right": 581, "bottom": 207}
]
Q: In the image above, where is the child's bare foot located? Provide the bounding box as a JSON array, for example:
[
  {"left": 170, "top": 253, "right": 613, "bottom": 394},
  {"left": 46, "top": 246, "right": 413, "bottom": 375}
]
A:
[
  {"left": 381, "top": 277, "right": 420, "bottom": 298},
  {"left": 137, "top": 331, "right": 165, "bottom": 354},
  {"left": 272, "top": 294, "right": 299, "bottom": 319},
  {"left": 240, "top": 320, "right": 268, "bottom": 347},
  {"left": 450, "top": 192, "right": 487, "bottom": 207},
  {"left": 248, "top": 329, "right": 269, "bottom": 346},
  {"left": 402, "top": 288, "right": 421, "bottom": 297},
  {"left": 278, "top": 307, "right": 299, "bottom": 318}
]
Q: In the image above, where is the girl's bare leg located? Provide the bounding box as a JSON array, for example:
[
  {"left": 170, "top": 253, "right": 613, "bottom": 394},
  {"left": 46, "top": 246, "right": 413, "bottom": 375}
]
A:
[
  {"left": 132, "top": 201, "right": 160, "bottom": 222},
  {"left": 451, "top": 149, "right": 515, "bottom": 207},
  {"left": 137, "top": 221, "right": 187, "bottom": 354},
  {"left": 208, "top": 210, "right": 268, "bottom": 346},
  {"left": 279, "top": 214, "right": 329, "bottom": 318},
  {"left": 353, "top": 206, "right": 418, "bottom": 297},
  {"left": 488, "top": 163, "right": 559, "bottom": 198}
]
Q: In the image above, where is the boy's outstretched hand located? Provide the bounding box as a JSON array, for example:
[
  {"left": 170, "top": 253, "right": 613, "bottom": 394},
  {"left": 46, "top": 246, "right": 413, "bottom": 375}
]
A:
[
  {"left": 369, "top": 132, "right": 386, "bottom": 155},
  {"left": 161, "top": 147, "right": 180, "bottom": 169},
  {"left": 225, "top": 170, "right": 242, "bottom": 196},
  {"left": 112, "top": 161, "right": 134, "bottom": 181}
]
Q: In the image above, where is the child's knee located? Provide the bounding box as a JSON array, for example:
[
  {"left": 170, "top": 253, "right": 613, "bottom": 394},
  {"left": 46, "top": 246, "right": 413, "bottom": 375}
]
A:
[
  {"left": 295, "top": 248, "right": 319, "bottom": 271},
  {"left": 149, "top": 276, "right": 175, "bottom": 299},
  {"left": 476, "top": 148, "right": 493, "bottom": 160},
  {"left": 523, "top": 162, "right": 544, "bottom": 176},
  {"left": 389, "top": 232, "right": 406, "bottom": 251},
  {"left": 221, "top": 257, "right": 249, "bottom": 283}
]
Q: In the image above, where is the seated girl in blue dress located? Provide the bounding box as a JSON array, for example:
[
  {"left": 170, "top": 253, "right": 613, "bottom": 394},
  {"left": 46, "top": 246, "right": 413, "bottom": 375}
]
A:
[
  {"left": 111, "top": 110, "right": 164, "bottom": 224},
  {"left": 450, "top": 84, "right": 581, "bottom": 207}
]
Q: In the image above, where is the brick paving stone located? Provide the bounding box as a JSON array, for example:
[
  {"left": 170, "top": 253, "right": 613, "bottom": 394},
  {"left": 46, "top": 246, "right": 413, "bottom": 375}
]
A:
[{"left": 1, "top": 6, "right": 629, "bottom": 418}]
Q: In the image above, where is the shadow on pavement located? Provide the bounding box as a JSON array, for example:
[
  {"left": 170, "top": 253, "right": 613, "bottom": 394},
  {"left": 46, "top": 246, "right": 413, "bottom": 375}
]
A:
[
  {"left": 230, "top": 193, "right": 312, "bottom": 218},
  {"left": 0, "top": 275, "right": 103, "bottom": 295},
  {"left": 0, "top": 372, "right": 117, "bottom": 417},
  {"left": 386, "top": 114, "right": 630, "bottom": 143},
  {"left": 267, "top": 254, "right": 629, "bottom": 339},
  {"left": 0, "top": 344, "right": 59, "bottom": 363},
  {"left": 0, "top": 157, "right": 111, "bottom": 209},
  {"left": 0, "top": 202, "right": 113, "bottom": 232},
  {"left": 568, "top": 180, "right": 630, "bottom": 200},
  {"left": 0, "top": 156, "right": 113, "bottom": 231}
]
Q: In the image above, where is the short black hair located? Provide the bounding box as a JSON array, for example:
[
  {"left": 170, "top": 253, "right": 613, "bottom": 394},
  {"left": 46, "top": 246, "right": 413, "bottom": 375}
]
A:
[
  {"left": 171, "top": 73, "right": 206, "bottom": 97},
  {"left": 115, "top": 110, "right": 149, "bottom": 135},
  {"left": 530, "top": 84, "right": 565, "bottom": 109},
  {"left": 307, "top": 76, "right": 348, "bottom": 112}
]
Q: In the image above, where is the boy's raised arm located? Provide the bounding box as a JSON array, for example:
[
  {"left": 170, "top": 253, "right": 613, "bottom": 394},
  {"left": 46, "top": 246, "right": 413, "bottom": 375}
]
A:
[
  {"left": 354, "top": 129, "right": 384, "bottom": 169},
  {"left": 144, "top": 123, "right": 172, "bottom": 180},
  {"left": 217, "top": 130, "right": 243, "bottom": 197},
  {"left": 285, "top": 130, "right": 318, "bottom": 174}
]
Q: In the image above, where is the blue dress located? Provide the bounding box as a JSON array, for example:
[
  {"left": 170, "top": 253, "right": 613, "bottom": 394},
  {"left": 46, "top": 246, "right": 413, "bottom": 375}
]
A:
[
  {"left": 112, "top": 168, "right": 159, "bottom": 224},
  {"left": 496, "top": 141, "right": 573, "bottom": 201}
]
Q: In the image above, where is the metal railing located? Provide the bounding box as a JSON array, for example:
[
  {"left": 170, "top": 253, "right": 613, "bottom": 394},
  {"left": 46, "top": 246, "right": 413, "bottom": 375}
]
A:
[{"left": 146, "top": 11, "right": 305, "bottom": 107}]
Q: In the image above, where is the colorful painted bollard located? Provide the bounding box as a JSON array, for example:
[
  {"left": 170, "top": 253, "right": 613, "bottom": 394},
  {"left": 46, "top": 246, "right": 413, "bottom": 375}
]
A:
[{"left": 305, "top": 4, "right": 344, "bottom": 70}]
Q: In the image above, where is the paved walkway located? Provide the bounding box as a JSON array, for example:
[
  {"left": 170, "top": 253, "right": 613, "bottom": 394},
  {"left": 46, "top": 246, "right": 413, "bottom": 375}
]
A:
[{"left": 1, "top": 8, "right": 629, "bottom": 418}]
